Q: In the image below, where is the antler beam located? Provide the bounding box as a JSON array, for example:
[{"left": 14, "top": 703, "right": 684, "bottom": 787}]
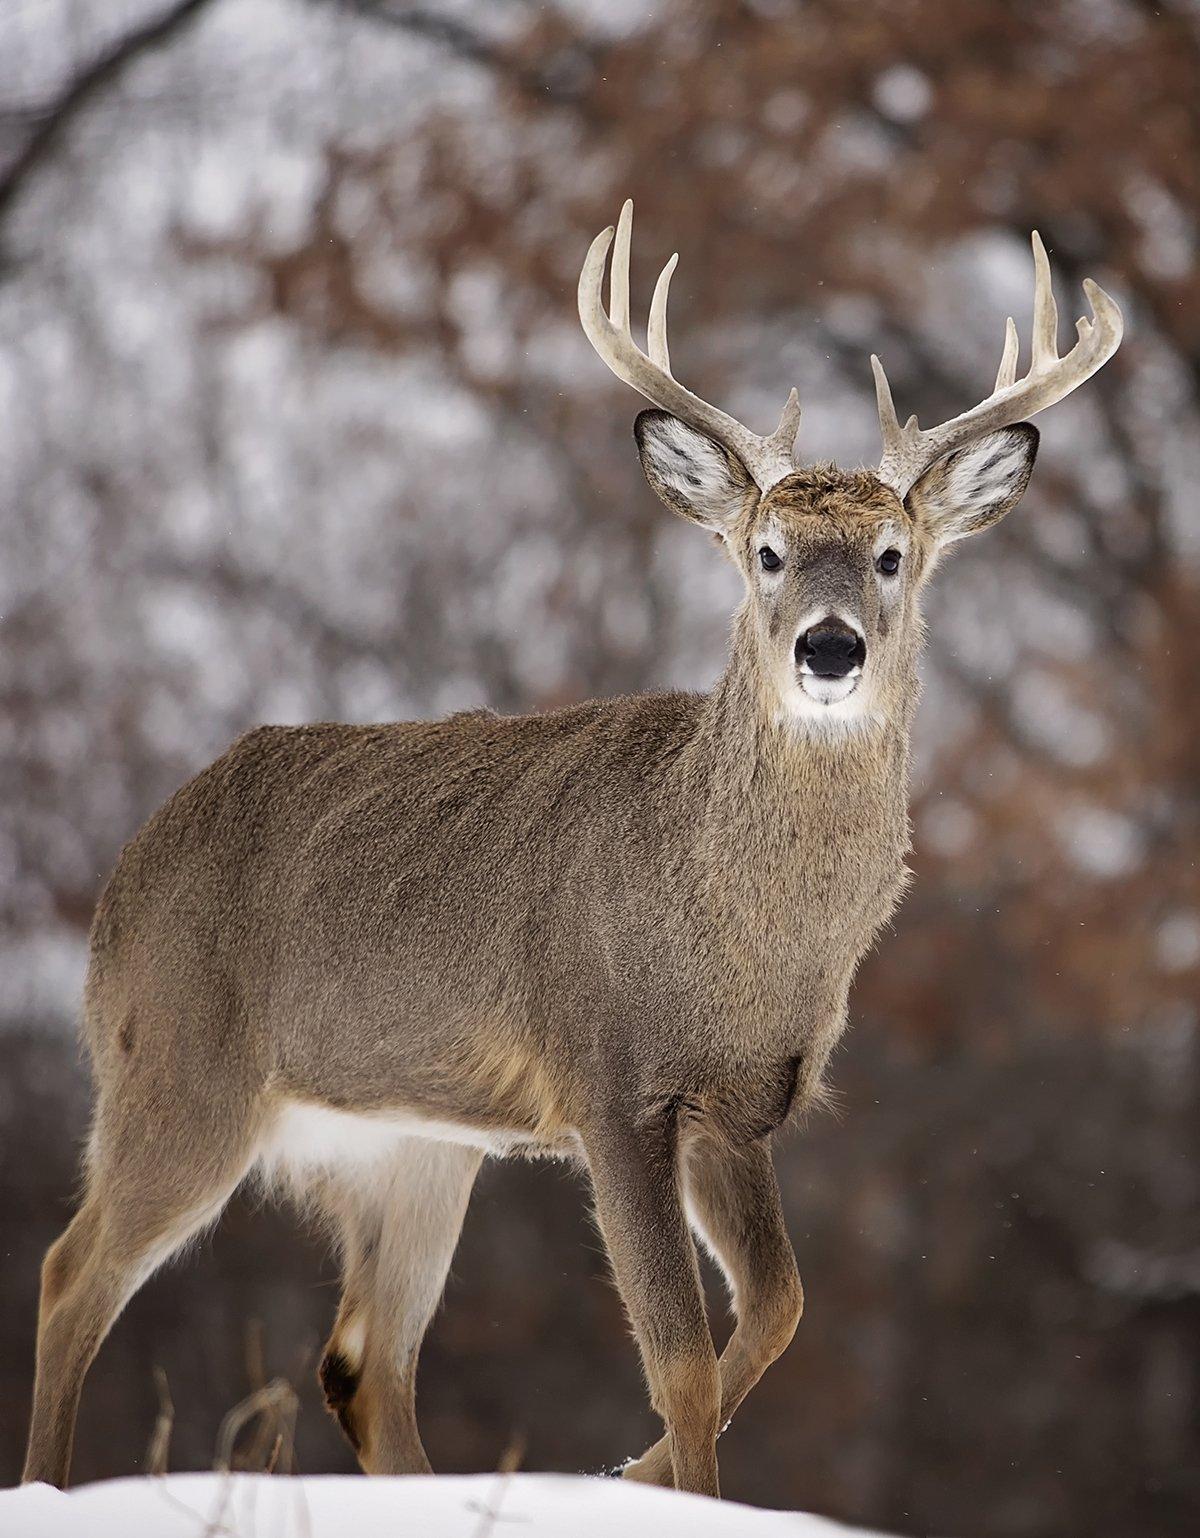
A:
[
  {"left": 872, "top": 232, "right": 1123, "bottom": 498},
  {"left": 579, "top": 200, "right": 801, "bottom": 491}
]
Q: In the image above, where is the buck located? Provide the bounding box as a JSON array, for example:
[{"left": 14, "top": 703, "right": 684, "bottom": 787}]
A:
[{"left": 24, "top": 202, "right": 1121, "bottom": 1497}]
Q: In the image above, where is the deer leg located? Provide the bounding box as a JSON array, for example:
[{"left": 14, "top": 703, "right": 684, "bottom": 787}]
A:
[
  {"left": 622, "top": 1138, "right": 801, "bottom": 1488},
  {"left": 317, "top": 1137, "right": 482, "bottom": 1474},
  {"left": 584, "top": 1115, "right": 721, "bottom": 1498},
  {"left": 23, "top": 1081, "right": 262, "bottom": 1487}
]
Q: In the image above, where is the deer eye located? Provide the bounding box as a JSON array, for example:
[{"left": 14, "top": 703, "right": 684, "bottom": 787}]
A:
[
  {"left": 876, "top": 548, "right": 902, "bottom": 576},
  {"left": 759, "top": 546, "right": 783, "bottom": 572}
]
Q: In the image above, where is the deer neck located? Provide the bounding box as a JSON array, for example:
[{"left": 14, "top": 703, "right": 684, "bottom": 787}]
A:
[{"left": 684, "top": 610, "right": 914, "bottom": 923}]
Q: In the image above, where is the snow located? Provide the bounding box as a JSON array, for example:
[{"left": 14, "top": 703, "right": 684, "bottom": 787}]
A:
[{"left": 4, "top": 1472, "right": 892, "bottom": 1537}]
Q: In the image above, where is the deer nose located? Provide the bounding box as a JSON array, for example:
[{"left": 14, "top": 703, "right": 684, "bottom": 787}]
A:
[{"left": 797, "top": 618, "right": 866, "bottom": 678}]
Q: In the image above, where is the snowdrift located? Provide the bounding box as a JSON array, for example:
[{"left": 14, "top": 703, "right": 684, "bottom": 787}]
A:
[{"left": 3, "top": 1471, "right": 892, "bottom": 1536}]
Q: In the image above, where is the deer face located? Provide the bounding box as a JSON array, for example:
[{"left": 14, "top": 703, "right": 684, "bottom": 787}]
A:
[
  {"left": 634, "top": 411, "right": 1039, "bottom": 728},
  {"left": 744, "top": 470, "right": 917, "bottom": 726}
]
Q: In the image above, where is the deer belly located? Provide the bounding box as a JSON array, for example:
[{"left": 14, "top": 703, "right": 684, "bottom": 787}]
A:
[{"left": 256, "top": 1099, "right": 546, "bottom": 1187}]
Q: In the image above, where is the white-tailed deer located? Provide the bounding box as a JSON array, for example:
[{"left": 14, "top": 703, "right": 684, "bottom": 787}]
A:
[{"left": 24, "top": 203, "right": 1121, "bottom": 1496}]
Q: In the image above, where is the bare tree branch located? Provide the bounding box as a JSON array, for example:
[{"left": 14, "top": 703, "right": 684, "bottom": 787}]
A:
[
  {"left": 330, "top": 0, "right": 599, "bottom": 109},
  {"left": 0, "top": 0, "right": 220, "bottom": 233},
  {"left": 332, "top": 0, "right": 523, "bottom": 77}
]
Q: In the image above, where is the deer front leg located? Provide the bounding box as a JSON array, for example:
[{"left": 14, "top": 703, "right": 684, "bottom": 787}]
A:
[
  {"left": 583, "top": 1113, "right": 721, "bottom": 1498},
  {"left": 622, "top": 1137, "right": 802, "bottom": 1489}
]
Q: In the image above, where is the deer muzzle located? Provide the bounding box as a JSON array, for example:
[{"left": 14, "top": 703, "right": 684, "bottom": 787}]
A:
[{"left": 796, "top": 618, "right": 866, "bottom": 680}]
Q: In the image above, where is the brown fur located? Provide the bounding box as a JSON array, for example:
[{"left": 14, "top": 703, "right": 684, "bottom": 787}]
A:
[{"left": 23, "top": 419, "right": 1039, "bottom": 1496}]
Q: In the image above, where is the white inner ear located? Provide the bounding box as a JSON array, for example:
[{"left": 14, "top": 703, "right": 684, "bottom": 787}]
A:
[
  {"left": 642, "top": 416, "right": 748, "bottom": 525},
  {"left": 918, "top": 430, "right": 1032, "bottom": 543}
]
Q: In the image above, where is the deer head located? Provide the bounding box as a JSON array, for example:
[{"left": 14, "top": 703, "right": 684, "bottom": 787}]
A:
[{"left": 579, "top": 202, "right": 1123, "bottom": 729}]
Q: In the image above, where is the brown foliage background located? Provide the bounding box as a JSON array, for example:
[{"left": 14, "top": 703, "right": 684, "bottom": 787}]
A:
[{"left": 1, "top": 3, "right": 1198, "bottom": 1534}]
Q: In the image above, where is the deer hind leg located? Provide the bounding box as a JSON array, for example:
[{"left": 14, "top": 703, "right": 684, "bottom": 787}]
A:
[
  {"left": 622, "top": 1137, "right": 802, "bottom": 1489},
  {"left": 317, "top": 1137, "right": 482, "bottom": 1474},
  {"left": 23, "top": 1061, "right": 263, "bottom": 1487}
]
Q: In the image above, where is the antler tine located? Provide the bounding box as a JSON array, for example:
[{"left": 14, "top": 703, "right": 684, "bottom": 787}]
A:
[
  {"left": 578, "top": 201, "right": 801, "bottom": 489},
  {"left": 871, "top": 355, "right": 904, "bottom": 457},
  {"left": 995, "top": 316, "right": 1019, "bottom": 391},
  {"left": 610, "top": 198, "right": 633, "bottom": 337},
  {"left": 1030, "top": 231, "right": 1059, "bottom": 371},
  {"left": 769, "top": 387, "right": 802, "bottom": 452},
  {"left": 874, "top": 232, "right": 1123, "bottom": 498},
  {"left": 647, "top": 252, "right": 678, "bottom": 373}
]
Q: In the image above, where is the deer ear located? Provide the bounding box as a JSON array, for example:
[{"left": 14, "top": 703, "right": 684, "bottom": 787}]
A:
[
  {"left": 634, "top": 410, "right": 757, "bottom": 534},
  {"left": 905, "top": 424, "right": 1038, "bottom": 550}
]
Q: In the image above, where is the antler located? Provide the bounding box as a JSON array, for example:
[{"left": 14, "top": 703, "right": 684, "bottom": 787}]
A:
[
  {"left": 579, "top": 199, "right": 801, "bottom": 491},
  {"left": 871, "top": 231, "right": 1123, "bottom": 498}
]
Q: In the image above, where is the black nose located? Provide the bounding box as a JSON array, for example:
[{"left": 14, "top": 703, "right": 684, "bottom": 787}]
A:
[{"left": 797, "top": 618, "right": 866, "bottom": 678}]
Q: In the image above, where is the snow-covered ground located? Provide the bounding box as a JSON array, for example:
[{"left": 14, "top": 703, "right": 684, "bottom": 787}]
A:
[{"left": 4, "top": 1471, "right": 894, "bottom": 1536}]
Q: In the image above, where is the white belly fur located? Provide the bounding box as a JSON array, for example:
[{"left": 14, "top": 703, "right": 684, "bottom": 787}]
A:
[{"left": 257, "top": 1099, "right": 514, "bottom": 1186}]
